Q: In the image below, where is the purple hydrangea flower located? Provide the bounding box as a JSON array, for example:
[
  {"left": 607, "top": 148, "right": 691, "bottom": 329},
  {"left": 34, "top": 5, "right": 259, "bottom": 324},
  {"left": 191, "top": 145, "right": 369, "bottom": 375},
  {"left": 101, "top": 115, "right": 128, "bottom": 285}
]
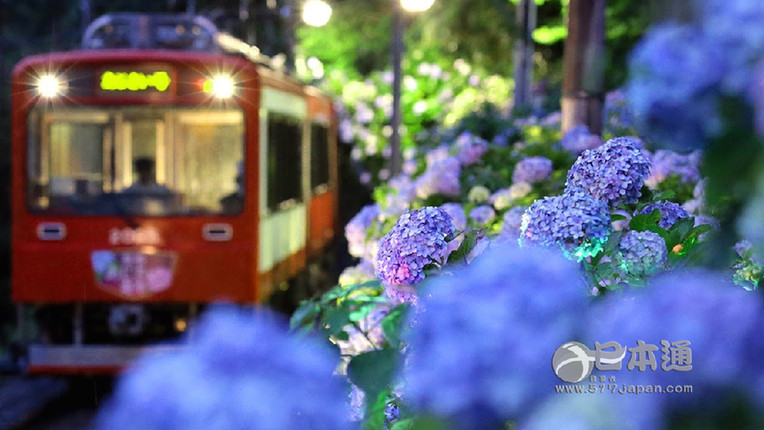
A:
[
  {"left": 604, "top": 89, "right": 637, "bottom": 133},
  {"left": 639, "top": 201, "right": 690, "bottom": 229},
  {"left": 414, "top": 157, "right": 461, "bottom": 198},
  {"left": 96, "top": 307, "right": 352, "bottom": 430},
  {"left": 469, "top": 205, "right": 496, "bottom": 226},
  {"left": 566, "top": 137, "right": 651, "bottom": 208},
  {"left": 440, "top": 203, "right": 467, "bottom": 232},
  {"left": 375, "top": 207, "right": 456, "bottom": 285},
  {"left": 345, "top": 204, "right": 380, "bottom": 259},
  {"left": 616, "top": 230, "right": 668, "bottom": 277},
  {"left": 627, "top": 25, "right": 724, "bottom": 149},
  {"left": 454, "top": 132, "right": 489, "bottom": 166},
  {"left": 512, "top": 156, "right": 553, "bottom": 184},
  {"left": 520, "top": 188, "right": 612, "bottom": 261},
  {"left": 402, "top": 243, "right": 588, "bottom": 428},
  {"left": 560, "top": 125, "right": 601, "bottom": 155},
  {"left": 585, "top": 270, "right": 764, "bottom": 414},
  {"left": 644, "top": 150, "right": 702, "bottom": 189}
]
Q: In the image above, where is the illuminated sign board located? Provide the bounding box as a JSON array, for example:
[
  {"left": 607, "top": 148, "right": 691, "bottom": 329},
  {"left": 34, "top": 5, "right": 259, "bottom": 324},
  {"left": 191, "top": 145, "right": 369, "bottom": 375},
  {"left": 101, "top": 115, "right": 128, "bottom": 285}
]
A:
[{"left": 99, "top": 70, "right": 172, "bottom": 92}]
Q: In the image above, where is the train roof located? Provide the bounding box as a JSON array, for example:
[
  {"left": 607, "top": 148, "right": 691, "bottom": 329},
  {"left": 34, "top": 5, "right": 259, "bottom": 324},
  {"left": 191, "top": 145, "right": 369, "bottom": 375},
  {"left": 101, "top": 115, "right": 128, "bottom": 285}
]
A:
[{"left": 82, "top": 13, "right": 275, "bottom": 69}]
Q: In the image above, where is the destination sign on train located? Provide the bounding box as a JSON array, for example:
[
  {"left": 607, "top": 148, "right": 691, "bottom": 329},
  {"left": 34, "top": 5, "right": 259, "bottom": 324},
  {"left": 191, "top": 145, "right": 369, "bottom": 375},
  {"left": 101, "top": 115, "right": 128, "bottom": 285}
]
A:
[{"left": 99, "top": 70, "right": 172, "bottom": 92}]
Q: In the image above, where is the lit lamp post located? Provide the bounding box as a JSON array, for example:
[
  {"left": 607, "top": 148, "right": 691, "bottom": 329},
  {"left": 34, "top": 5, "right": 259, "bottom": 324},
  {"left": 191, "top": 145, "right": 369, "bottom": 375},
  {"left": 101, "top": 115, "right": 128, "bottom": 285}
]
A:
[
  {"left": 390, "top": 0, "right": 434, "bottom": 176},
  {"left": 302, "top": 0, "right": 333, "bottom": 27}
]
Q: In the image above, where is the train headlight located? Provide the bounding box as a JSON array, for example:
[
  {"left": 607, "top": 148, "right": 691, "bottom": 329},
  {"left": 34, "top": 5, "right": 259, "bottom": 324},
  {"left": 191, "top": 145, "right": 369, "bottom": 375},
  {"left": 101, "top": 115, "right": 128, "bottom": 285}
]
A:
[
  {"left": 37, "top": 74, "right": 64, "bottom": 98},
  {"left": 203, "top": 75, "right": 236, "bottom": 99}
]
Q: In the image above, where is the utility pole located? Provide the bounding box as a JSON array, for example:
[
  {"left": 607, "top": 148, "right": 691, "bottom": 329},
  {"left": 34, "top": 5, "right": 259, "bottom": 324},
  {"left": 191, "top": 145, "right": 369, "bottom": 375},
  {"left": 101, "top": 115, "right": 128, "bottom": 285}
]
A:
[
  {"left": 561, "top": 0, "right": 605, "bottom": 135},
  {"left": 512, "top": 0, "right": 537, "bottom": 110},
  {"left": 390, "top": 0, "right": 404, "bottom": 177}
]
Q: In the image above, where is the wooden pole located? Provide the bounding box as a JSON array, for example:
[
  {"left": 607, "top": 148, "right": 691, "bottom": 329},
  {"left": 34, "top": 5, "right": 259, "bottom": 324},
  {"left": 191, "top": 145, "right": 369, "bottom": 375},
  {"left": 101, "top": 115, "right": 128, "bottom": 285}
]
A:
[
  {"left": 513, "top": 0, "right": 537, "bottom": 109},
  {"left": 390, "top": 0, "right": 404, "bottom": 176},
  {"left": 561, "top": 0, "right": 605, "bottom": 135}
]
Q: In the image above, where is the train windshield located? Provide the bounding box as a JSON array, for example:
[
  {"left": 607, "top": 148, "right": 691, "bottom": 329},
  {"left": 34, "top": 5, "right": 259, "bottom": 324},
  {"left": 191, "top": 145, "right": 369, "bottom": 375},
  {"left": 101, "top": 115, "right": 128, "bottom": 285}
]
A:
[{"left": 27, "top": 107, "right": 245, "bottom": 216}]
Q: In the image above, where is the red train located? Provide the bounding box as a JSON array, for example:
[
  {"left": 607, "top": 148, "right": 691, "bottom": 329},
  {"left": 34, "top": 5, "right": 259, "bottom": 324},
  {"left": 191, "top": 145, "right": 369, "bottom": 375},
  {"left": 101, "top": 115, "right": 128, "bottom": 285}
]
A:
[{"left": 10, "top": 13, "right": 338, "bottom": 373}]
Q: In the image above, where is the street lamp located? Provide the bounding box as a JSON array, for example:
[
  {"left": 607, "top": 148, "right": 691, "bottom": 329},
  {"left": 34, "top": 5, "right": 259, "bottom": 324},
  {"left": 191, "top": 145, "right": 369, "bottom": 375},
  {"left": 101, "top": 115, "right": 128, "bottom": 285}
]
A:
[
  {"left": 390, "top": 0, "right": 434, "bottom": 176},
  {"left": 302, "top": 0, "right": 332, "bottom": 27}
]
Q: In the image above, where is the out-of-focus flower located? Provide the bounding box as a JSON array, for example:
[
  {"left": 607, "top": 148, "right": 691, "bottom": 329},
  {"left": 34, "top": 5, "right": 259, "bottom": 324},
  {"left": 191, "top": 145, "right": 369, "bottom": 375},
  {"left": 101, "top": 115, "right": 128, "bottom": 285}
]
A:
[
  {"left": 645, "top": 150, "right": 702, "bottom": 189},
  {"left": 402, "top": 243, "right": 588, "bottom": 428},
  {"left": 346, "top": 204, "right": 380, "bottom": 259},
  {"left": 335, "top": 304, "right": 391, "bottom": 356},
  {"left": 520, "top": 396, "right": 651, "bottom": 430},
  {"left": 512, "top": 156, "right": 553, "bottom": 184},
  {"left": 627, "top": 25, "right": 724, "bottom": 149},
  {"left": 560, "top": 125, "right": 601, "bottom": 155},
  {"left": 566, "top": 137, "right": 651, "bottom": 208},
  {"left": 499, "top": 206, "right": 527, "bottom": 240},
  {"left": 616, "top": 230, "right": 668, "bottom": 277},
  {"left": 97, "top": 307, "right": 352, "bottom": 430},
  {"left": 375, "top": 207, "right": 456, "bottom": 285},
  {"left": 639, "top": 201, "right": 691, "bottom": 229},
  {"left": 520, "top": 188, "right": 612, "bottom": 260},
  {"left": 469, "top": 205, "right": 496, "bottom": 226},
  {"left": 508, "top": 182, "right": 532, "bottom": 200},
  {"left": 415, "top": 157, "right": 462, "bottom": 198},
  {"left": 586, "top": 270, "right": 764, "bottom": 415},
  {"left": 490, "top": 188, "right": 513, "bottom": 211},
  {"left": 467, "top": 185, "right": 491, "bottom": 203},
  {"left": 338, "top": 260, "right": 377, "bottom": 287},
  {"left": 454, "top": 132, "right": 489, "bottom": 166}
]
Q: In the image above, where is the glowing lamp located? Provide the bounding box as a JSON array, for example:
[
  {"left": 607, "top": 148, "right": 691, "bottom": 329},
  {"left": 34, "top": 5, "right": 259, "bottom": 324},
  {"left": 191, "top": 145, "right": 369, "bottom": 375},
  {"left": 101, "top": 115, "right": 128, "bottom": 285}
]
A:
[
  {"left": 302, "top": 0, "right": 332, "bottom": 27},
  {"left": 203, "top": 75, "right": 236, "bottom": 98},
  {"left": 37, "top": 74, "right": 64, "bottom": 98},
  {"left": 400, "top": 0, "right": 435, "bottom": 12}
]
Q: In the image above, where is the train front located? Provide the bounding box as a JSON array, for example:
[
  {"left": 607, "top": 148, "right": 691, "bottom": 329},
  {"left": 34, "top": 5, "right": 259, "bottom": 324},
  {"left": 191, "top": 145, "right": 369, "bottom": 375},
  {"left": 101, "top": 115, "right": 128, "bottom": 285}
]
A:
[{"left": 10, "top": 14, "right": 262, "bottom": 373}]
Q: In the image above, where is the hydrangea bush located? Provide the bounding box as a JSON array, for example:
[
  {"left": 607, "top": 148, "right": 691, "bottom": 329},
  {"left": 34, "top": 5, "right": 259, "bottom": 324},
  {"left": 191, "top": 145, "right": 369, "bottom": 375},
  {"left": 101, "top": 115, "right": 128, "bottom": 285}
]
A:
[{"left": 102, "top": 2, "right": 764, "bottom": 427}]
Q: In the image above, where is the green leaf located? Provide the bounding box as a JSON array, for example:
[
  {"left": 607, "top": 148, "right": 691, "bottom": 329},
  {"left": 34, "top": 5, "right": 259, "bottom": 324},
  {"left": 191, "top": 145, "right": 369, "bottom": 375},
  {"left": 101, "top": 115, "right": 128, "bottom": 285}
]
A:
[
  {"left": 669, "top": 217, "right": 695, "bottom": 242},
  {"left": 381, "top": 305, "right": 408, "bottom": 349},
  {"left": 610, "top": 214, "right": 627, "bottom": 222},
  {"left": 629, "top": 210, "right": 661, "bottom": 232},
  {"left": 348, "top": 348, "right": 399, "bottom": 403},
  {"left": 364, "top": 390, "right": 390, "bottom": 430},
  {"left": 289, "top": 301, "right": 320, "bottom": 331},
  {"left": 324, "top": 304, "right": 352, "bottom": 337},
  {"left": 532, "top": 25, "right": 568, "bottom": 45},
  {"left": 390, "top": 416, "right": 451, "bottom": 430}
]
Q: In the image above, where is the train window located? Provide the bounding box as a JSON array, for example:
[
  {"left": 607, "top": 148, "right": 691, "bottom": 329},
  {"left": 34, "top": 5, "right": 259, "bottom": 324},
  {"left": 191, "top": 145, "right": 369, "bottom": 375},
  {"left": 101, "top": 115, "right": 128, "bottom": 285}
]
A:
[
  {"left": 267, "top": 114, "right": 303, "bottom": 211},
  {"left": 27, "top": 107, "right": 244, "bottom": 216},
  {"left": 310, "top": 123, "right": 330, "bottom": 191}
]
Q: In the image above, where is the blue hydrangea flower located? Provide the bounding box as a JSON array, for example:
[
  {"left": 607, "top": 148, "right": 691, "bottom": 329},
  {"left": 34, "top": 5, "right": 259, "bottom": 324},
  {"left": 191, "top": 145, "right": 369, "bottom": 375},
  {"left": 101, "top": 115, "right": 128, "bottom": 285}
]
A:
[
  {"left": 639, "top": 201, "right": 690, "bottom": 229},
  {"left": 346, "top": 204, "right": 380, "bottom": 259},
  {"left": 644, "top": 150, "right": 702, "bottom": 189},
  {"left": 566, "top": 137, "right": 651, "bottom": 208},
  {"left": 498, "top": 206, "right": 527, "bottom": 240},
  {"left": 468, "top": 205, "right": 496, "bottom": 226},
  {"left": 520, "top": 396, "right": 655, "bottom": 430},
  {"left": 560, "top": 125, "right": 601, "bottom": 155},
  {"left": 96, "top": 307, "right": 352, "bottom": 430},
  {"left": 616, "top": 230, "right": 668, "bottom": 277},
  {"left": 414, "top": 157, "right": 461, "bottom": 198},
  {"left": 454, "top": 132, "right": 489, "bottom": 166},
  {"left": 440, "top": 203, "right": 467, "bottom": 232},
  {"left": 512, "top": 156, "right": 553, "bottom": 184},
  {"left": 520, "top": 188, "right": 612, "bottom": 261},
  {"left": 699, "top": 0, "right": 764, "bottom": 93},
  {"left": 585, "top": 270, "right": 764, "bottom": 415},
  {"left": 604, "top": 89, "right": 637, "bottom": 134},
  {"left": 375, "top": 207, "right": 456, "bottom": 285},
  {"left": 402, "top": 243, "right": 588, "bottom": 428},
  {"left": 627, "top": 25, "right": 724, "bottom": 149}
]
